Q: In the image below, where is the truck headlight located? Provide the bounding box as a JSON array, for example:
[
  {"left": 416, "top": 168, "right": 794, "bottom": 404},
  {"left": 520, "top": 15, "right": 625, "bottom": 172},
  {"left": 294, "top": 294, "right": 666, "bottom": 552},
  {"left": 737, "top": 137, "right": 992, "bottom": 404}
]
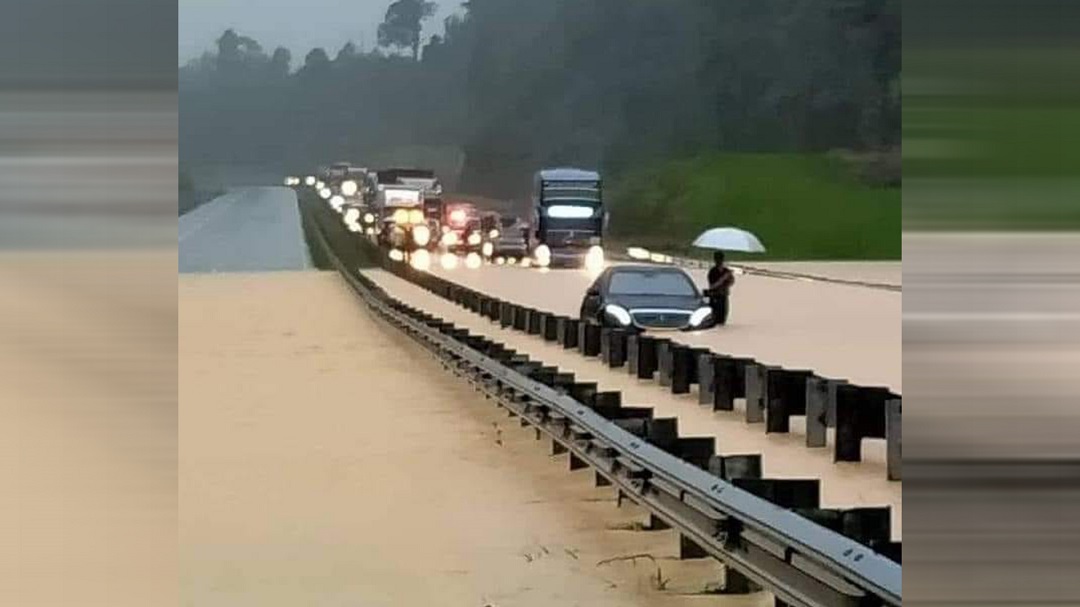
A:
[
  {"left": 467, "top": 232, "right": 481, "bottom": 246},
  {"left": 604, "top": 304, "right": 632, "bottom": 327},
  {"left": 688, "top": 307, "right": 713, "bottom": 328},
  {"left": 413, "top": 224, "right": 431, "bottom": 246},
  {"left": 409, "top": 209, "right": 425, "bottom": 225},
  {"left": 341, "top": 180, "right": 358, "bottom": 196},
  {"left": 393, "top": 209, "right": 410, "bottom": 225},
  {"left": 534, "top": 244, "right": 551, "bottom": 267}
]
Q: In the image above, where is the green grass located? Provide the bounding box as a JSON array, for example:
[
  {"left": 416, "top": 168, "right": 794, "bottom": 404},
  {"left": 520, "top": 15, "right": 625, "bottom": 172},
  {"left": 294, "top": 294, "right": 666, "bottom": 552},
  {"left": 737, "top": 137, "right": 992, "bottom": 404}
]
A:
[{"left": 607, "top": 153, "right": 900, "bottom": 260}]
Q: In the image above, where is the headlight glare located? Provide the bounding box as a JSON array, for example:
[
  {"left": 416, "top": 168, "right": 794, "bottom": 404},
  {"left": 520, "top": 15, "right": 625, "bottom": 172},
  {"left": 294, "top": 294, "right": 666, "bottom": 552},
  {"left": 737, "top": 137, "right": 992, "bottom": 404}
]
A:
[
  {"left": 413, "top": 224, "right": 431, "bottom": 246},
  {"left": 604, "top": 304, "right": 632, "bottom": 327},
  {"left": 689, "top": 307, "right": 712, "bottom": 327}
]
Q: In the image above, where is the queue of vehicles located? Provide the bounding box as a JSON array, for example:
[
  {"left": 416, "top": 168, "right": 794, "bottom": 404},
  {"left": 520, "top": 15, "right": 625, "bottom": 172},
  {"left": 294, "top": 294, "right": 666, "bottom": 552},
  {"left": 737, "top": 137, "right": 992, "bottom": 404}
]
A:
[
  {"left": 293, "top": 162, "right": 609, "bottom": 271},
  {"left": 288, "top": 162, "right": 716, "bottom": 331}
]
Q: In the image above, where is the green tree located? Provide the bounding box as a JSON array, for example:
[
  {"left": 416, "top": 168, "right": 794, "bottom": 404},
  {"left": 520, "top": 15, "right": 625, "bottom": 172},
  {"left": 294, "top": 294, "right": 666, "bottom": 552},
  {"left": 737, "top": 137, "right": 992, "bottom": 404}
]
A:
[{"left": 377, "top": 0, "right": 437, "bottom": 60}]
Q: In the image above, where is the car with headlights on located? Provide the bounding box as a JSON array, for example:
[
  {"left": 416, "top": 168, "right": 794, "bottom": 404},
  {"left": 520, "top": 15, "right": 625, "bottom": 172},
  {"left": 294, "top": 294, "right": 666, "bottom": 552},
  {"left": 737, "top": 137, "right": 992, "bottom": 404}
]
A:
[{"left": 579, "top": 265, "right": 714, "bottom": 331}]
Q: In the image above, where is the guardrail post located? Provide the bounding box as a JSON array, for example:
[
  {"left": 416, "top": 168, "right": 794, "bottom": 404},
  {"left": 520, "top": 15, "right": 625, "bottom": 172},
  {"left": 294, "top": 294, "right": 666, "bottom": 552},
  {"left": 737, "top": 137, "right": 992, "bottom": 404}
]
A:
[
  {"left": 657, "top": 340, "right": 674, "bottom": 386},
  {"left": 513, "top": 305, "right": 528, "bottom": 331},
  {"left": 578, "top": 321, "right": 601, "bottom": 356},
  {"left": 674, "top": 437, "right": 715, "bottom": 469},
  {"left": 732, "top": 478, "right": 821, "bottom": 509},
  {"left": 679, "top": 534, "right": 709, "bottom": 559},
  {"left": 886, "top": 399, "right": 901, "bottom": 481},
  {"left": 601, "top": 328, "right": 627, "bottom": 368},
  {"left": 527, "top": 310, "right": 544, "bottom": 335},
  {"left": 558, "top": 317, "right": 579, "bottom": 349},
  {"left": 744, "top": 362, "right": 772, "bottom": 423},
  {"left": 499, "top": 302, "right": 514, "bottom": 328},
  {"left": 697, "top": 352, "right": 717, "bottom": 405},
  {"left": 543, "top": 315, "right": 560, "bottom": 341},
  {"left": 708, "top": 454, "right": 763, "bottom": 480},
  {"left": 835, "top": 385, "right": 891, "bottom": 463},
  {"left": 569, "top": 381, "right": 598, "bottom": 406},
  {"left": 626, "top": 334, "right": 640, "bottom": 375},
  {"left": 714, "top": 357, "right": 750, "bottom": 411},
  {"left": 670, "top": 345, "right": 707, "bottom": 394},
  {"left": 765, "top": 369, "right": 813, "bottom": 434},
  {"left": 805, "top": 376, "right": 839, "bottom": 447}
]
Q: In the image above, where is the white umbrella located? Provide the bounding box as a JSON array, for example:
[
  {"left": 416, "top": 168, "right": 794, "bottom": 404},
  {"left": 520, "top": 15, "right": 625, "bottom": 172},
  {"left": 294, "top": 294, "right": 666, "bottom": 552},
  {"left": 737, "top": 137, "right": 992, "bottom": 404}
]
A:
[{"left": 692, "top": 227, "right": 766, "bottom": 253}]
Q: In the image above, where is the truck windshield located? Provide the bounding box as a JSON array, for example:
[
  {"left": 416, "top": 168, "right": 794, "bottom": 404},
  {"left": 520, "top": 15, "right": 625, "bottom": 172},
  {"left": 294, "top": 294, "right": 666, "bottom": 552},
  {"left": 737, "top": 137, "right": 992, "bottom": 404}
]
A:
[
  {"left": 609, "top": 270, "right": 697, "bottom": 297},
  {"left": 384, "top": 189, "right": 421, "bottom": 206}
]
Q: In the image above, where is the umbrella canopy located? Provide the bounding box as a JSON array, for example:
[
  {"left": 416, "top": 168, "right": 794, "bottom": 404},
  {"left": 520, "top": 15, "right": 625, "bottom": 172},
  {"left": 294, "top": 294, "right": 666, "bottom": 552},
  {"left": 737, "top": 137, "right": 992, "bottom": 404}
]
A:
[{"left": 692, "top": 227, "right": 766, "bottom": 253}]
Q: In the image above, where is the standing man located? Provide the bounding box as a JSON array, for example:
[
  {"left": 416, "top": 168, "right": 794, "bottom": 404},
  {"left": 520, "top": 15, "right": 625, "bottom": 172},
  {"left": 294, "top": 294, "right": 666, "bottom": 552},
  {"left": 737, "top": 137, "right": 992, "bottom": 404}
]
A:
[{"left": 706, "top": 250, "right": 735, "bottom": 326}]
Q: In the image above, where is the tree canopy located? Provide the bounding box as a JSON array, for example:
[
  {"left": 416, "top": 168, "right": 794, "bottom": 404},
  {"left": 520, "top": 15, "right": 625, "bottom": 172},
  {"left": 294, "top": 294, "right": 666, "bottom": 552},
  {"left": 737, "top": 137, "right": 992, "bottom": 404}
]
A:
[
  {"left": 377, "top": 0, "right": 437, "bottom": 60},
  {"left": 180, "top": 0, "right": 900, "bottom": 197}
]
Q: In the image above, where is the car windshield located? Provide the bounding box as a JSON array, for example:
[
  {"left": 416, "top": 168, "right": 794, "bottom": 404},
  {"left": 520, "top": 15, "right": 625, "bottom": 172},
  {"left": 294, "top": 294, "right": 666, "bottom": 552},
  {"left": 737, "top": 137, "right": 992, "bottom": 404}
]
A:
[{"left": 608, "top": 270, "right": 697, "bottom": 297}]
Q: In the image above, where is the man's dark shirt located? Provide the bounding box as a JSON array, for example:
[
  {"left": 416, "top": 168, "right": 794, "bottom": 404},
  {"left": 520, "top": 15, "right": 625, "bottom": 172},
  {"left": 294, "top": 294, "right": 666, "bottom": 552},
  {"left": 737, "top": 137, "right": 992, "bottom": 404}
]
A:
[{"left": 707, "top": 265, "right": 734, "bottom": 296}]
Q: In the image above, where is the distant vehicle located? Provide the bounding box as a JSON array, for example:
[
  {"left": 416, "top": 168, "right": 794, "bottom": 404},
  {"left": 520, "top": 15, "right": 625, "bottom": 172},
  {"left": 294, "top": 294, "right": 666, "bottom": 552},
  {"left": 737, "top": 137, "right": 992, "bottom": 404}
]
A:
[
  {"left": 374, "top": 184, "right": 433, "bottom": 251},
  {"left": 327, "top": 162, "right": 351, "bottom": 183},
  {"left": 492, "top": 215, "right": 529, "bottom": 260},
  {"left": 579, "top": 265, "right": 714, "bottom": 331},
  {"left": 376, "top": 168, "right": 442, "bottom": 197},
  {"left": 438, "top": 200, "right": 484, "bottom": 253},
  {"left": 531, "top": 167, "right": 606, "bottom": 270}
]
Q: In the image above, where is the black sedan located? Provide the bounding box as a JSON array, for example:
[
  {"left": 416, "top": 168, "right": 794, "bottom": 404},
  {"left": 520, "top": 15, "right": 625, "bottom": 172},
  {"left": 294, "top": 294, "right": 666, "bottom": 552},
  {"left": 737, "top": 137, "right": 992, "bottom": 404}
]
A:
[{"left": 579, "top": 265, "right": 715, "bottom": 331}]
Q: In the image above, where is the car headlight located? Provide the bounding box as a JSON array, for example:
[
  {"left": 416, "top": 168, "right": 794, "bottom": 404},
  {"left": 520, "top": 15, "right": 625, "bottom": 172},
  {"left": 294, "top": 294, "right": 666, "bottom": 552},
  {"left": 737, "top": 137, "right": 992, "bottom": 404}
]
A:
[
  {"left": 467, "top": 232, "right": 481, "bottom": 246},
  {"left": 304, "top": 176, "right": 316, "bottom": 186},
  {"left": 344, "top": 208, "right": 360, "bottom": 224},
  {"left": 489, "top": 229, "right": 500, "bottom": 240},
  {"left": 688, "top": 307, "right": 712, "bottom": 327},
  {"left": 409, "top": 209, "right": 425, "bottom": 225},
  {"left": 393, "top": 209, "right": 410, "bottom": 225},
  {"left": 481, "top": 241, "right": 494, "bottom": 257},
  {"left": 341, "top": 180, "right": 358, "bottom": 196},
  {"left": 316, "top": 181, "right": 325, "bottom": 190},
  {"left": 535, "top": 244, "right": 550, "bottom": 259},
  {"left": 413, "top": 224, "right": 431, "bottom": 246},
  {"left": 330, "top": 195, "right": 344, "bottom": 209},
  {"left": 319, "top": 188, "right": 332, "bottom": 200},
  {"left": 604, "top": 304, "right": 632, "bottom": 327},
  {"left": 441, "top": 232, "right": 459, "bottom": 246},
  {"left": 363, "top": 212, "right": 375, "bottom": 224}
]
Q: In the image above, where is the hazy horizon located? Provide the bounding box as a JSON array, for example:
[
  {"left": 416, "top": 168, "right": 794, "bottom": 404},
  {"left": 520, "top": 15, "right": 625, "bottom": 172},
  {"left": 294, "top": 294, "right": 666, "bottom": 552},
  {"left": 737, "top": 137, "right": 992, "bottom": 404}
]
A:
[{"left": 179, "top": 0, "right": 460, "bottom": 67}]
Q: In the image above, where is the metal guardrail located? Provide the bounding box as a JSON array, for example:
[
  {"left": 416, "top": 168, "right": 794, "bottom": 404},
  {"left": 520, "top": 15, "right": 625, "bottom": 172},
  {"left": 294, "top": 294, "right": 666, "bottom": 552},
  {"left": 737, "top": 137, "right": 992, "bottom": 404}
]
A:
[{"left": 302, "top": 195, "right": 902, "bottom": 607}]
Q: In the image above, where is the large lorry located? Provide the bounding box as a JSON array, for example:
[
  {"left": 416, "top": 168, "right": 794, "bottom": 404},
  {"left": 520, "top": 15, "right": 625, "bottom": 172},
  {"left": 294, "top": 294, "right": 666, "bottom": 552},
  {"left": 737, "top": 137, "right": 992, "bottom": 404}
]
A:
[
  {"left": 373, "top": 183, "right": 434, "bottom": 252},
  {"left": 530, "top": 167, "right": 606, "bottom": 269}
]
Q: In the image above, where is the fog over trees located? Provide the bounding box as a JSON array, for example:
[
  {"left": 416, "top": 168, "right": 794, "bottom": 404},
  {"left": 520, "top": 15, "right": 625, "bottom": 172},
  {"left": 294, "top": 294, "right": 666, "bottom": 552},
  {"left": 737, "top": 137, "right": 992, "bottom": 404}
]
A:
[{"left": 180, "top": 0, "right": 899, "bottom": 198}]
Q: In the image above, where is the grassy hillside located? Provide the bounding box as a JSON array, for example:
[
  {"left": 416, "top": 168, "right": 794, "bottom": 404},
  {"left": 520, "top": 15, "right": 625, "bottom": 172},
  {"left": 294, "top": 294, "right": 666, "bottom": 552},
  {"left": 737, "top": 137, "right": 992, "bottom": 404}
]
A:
[{"left": 607, "top": 153, "right": 900, "bottom": 260}]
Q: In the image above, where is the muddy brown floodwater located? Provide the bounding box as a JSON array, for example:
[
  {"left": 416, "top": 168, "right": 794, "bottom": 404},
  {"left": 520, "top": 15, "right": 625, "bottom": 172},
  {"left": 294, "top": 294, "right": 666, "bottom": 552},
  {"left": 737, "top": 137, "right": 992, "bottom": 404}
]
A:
[{"left": 180, "top": 271, "right": 771, "bottom": 606}]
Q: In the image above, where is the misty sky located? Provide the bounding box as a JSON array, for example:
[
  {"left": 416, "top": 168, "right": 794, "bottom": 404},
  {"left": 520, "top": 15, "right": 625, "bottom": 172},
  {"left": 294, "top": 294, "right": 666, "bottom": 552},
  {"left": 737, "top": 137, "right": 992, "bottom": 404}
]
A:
[{"left": 179, "top": 0, "right": 460, "bottom": 67}]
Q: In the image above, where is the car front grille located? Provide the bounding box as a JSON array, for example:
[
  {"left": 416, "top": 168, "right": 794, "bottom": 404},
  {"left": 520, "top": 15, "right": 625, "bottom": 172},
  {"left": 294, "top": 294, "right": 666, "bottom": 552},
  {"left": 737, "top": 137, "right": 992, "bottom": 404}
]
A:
[{"left": 631, "top": 310, "right": 690, "bottom": 329}]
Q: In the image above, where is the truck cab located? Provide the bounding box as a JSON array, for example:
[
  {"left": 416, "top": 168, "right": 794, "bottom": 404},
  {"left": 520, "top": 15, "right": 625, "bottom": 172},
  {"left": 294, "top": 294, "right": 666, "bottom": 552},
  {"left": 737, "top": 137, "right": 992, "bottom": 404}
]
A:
[{"left": 531, "top": 167, "right": 605, "bottom": 269}]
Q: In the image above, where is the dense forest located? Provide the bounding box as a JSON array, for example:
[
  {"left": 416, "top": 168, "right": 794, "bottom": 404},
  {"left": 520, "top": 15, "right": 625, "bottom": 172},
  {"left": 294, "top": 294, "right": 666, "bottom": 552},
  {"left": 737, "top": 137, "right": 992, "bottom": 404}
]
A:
[{"left": 180, "top": 0, "right": 899, "bottom": 198}]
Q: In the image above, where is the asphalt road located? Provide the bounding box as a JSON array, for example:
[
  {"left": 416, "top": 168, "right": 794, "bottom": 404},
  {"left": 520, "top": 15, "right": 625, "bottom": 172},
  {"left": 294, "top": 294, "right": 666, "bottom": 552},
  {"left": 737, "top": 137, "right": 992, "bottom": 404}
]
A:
[{"left": 179, "top": 187, "right": 311, "bottom": 273}]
